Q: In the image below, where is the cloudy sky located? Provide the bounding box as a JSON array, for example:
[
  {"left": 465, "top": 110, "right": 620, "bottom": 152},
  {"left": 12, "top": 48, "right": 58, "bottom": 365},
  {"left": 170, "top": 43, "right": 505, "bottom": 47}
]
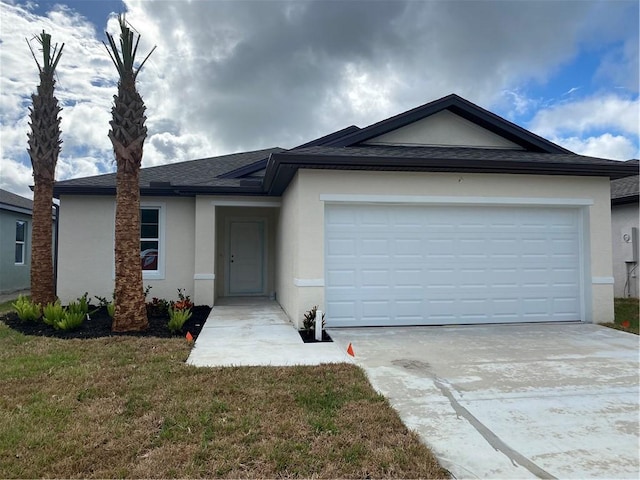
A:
[{"left": 1, "top": 0, "right": 638, "bottom": 199}]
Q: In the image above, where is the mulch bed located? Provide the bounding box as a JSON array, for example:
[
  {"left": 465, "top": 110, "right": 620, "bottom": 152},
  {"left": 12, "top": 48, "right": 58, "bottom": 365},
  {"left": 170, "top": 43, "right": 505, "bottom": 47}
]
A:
[
  {"left": 0, "top": 305, "right": 211, "bottom": 340},
  {"left": 298, "top": 329, "right": 333, "bottom": 343}
]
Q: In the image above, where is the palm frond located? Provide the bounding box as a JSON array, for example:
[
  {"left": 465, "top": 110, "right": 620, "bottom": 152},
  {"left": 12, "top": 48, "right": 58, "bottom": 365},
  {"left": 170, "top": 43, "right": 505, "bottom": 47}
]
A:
[
  {"left": 104, "top": 14, "right": 155, "bottom": 80},
  {"left": 26, "top": 30, "right": 64, "bottom": 77}
]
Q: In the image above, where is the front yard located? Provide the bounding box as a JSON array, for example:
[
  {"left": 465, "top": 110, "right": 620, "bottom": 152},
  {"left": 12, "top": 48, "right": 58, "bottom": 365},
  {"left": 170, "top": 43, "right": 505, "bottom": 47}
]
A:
[
  {"left": 603, "top": 297, "right": 639, "bottom": 335},
  {"left": 0, "top": 320, "right": 447, "bottom": 478}
]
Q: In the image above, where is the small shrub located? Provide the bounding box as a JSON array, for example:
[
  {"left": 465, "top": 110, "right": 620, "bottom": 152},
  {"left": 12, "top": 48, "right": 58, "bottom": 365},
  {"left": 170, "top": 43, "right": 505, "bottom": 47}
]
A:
[
  {"left": 167, "top": 306, "right": 192, "bottom": 334},
  {"left": 66, "top": 299, "right": 86, "bottom": 317},
  {"left": 55, "top": 310, "right": 85, "bottom": 331},
  {"left": 95, "top": 293, "right": 115, "bottom": 318},
  {"left": 94, "top": 295, "right": 111, "bottom": 307},
  {"left": 42, "top": 301, "right": 65, "bottom": 327},
  {"left": 171, "top": 288, "right": 193, "bottom": 311},
  {"left": 302, "top": 306, "right": 325, "bottom": 333},
  {"left": 76, "top": 292, "right": 91, "bottom": 316},
  {"left": 146, "top": 297, "right": 169, "bottom": 317},
  {"left": 12, "top": 295, "right": 41, "bottom": 322}
]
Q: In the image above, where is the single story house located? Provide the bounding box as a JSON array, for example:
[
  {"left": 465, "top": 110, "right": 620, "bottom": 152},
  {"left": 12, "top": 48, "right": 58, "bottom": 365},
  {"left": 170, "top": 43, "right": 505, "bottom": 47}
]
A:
[
  {"left": 0, "top": 189, "right": 33, "bottom": 294},
  {"left": 610, "top": 175, "right": 639, "bottom": 298},
  {"left": 53, "top": 94, "right": 637, "bottom": 328}
]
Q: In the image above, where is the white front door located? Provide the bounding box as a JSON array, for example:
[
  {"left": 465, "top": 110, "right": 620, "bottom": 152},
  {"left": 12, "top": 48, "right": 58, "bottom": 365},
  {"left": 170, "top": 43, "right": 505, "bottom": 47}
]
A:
[{"left": 228, "top": 221, "right": 265, "bottom": 295}]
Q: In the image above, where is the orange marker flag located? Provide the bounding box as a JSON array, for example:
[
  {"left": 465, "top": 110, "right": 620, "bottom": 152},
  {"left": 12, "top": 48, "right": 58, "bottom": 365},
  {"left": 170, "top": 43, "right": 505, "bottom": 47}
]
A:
[
  {"left": 346, "top": 342, "right": 355, "bottom": 357},
  {"left": 621, "top": 320, "right": 631, "bottom": 329},
  {"left": 186, "top": 331, "right": 194, "bottom": 342}
]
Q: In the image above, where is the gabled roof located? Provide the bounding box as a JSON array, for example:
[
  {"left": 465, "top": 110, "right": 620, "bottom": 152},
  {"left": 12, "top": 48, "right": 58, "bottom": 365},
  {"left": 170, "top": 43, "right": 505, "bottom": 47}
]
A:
[
  {"left": 611, "top": 173, "right": 639, "bottom": 205},
  {"left": 0, "top": 188, "right": 33, "bottom": 214},
  {"left": 323, "top": 94, "right": 571, "bottom": 153},
  {"left": 53, "top": 94, "right": 639, "bottom": 198}
]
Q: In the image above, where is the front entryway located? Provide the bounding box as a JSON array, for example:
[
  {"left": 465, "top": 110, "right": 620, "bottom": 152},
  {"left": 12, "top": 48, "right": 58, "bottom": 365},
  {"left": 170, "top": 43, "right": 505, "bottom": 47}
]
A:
[{"left": 227, "top": 220, "right": 265, "bottom": 295}]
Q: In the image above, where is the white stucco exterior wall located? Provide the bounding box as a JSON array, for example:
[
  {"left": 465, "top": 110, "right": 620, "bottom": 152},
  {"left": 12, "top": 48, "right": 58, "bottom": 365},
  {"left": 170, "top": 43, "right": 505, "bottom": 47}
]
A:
[
  {"left": 57, "top": 195, "right": 115, "bottom": 303},
  {"left": 611, "top": 202, "right": 639, "bottom": 298},
  {"left": 194, "top": 196, "right": 216, "bottom": 306},
  {"left": 276, "top": 170, "right": 614, "bottom": 327},
  {"left": 276, "top": 175, "right": 300, "bottom": 323},
  {"left": 57, "top": 195, "right": 196, "bottom": 305}
]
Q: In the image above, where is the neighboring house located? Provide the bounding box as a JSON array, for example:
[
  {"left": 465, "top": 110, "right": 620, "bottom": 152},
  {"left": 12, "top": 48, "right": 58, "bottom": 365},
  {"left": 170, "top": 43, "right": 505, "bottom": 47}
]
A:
[
  {"left": 611, "top": 174, "right": 639, "bottom": 298},
  {"left": 0, "top": 189, "right": 33, "bottom": 294},
  {"left": 53, "top": 94, "right": 637, "bottom": 327}
]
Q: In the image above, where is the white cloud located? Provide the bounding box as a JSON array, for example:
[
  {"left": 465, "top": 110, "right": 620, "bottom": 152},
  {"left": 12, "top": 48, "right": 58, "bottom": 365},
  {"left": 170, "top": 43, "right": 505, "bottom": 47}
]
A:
[
  {"left": 0, "top": 0, "right": 638, "bottom": 197},
  {"left": 555, "top": 133, "right": 639, "bottom": 160},
  {"left": 529, "top": 94, "right": 639, "bottom": 138},
  {"left": 0, "top": 158, "right": 34, "bottom": 199}
]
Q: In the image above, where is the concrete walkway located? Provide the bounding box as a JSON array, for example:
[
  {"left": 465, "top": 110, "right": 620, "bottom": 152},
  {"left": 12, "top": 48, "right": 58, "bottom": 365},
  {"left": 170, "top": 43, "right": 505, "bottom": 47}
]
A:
[
  {"left": 329, "top": 323, "right": 640, "bottom": 479},
  {"left": 186, "top": 298, "right": 351, "bottom": 367}
]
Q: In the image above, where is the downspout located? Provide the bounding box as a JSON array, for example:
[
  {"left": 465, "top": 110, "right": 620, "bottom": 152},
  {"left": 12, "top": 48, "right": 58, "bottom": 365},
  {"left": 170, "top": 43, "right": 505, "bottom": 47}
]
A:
[{"left": 53, "top": 202, "right": 59, "bottom": 296}]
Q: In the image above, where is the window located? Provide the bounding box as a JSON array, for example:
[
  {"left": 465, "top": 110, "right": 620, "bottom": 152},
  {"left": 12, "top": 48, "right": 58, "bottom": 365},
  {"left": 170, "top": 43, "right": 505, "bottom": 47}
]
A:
[
  {"left": 137, "top": 204, "right": 165, "bottom": 279},
  {"left": 140, "top": 208, "right": 160, "bottom": 272},
  {"left": 15, "top": 221, "right": 26, "bottom": 264}
]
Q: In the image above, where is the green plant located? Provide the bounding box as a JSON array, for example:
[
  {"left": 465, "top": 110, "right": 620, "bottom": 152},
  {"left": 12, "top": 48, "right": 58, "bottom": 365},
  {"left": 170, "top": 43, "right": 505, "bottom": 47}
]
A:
[
  {"left": 76, "top": 292, "right": 91, "bottom": 315},
  {"left": 171, "top": 288, "right": 193, "bottom": 311},
  {"left": 95, "top": 294, "right": 111, "bottom": 307},
  {"left": 302, "top": 306, "right": 325, "bottom": 333},
  {"left": 11, "top": 295, "right": 41, "bottom": 322},
  {"left": 167, "top": 306, "right": 192, "bottom": 334},
  {"left": 66, "top": 299, "right": 86, "bottom": 317},
  {"left": 54, "top": 310, "right": 85, "bottom": 331},
  {"left": 95, "top": 293, "right": 115, "bottom": 318},
  {"left": 147, "top": 296, "right": 169, "bottom": 317},
  {"left": 42, "top": 300, "right": 65, "bottom": 327}
]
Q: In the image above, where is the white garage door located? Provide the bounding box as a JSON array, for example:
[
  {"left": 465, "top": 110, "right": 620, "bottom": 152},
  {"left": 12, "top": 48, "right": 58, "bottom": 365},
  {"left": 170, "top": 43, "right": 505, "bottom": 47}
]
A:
[{"left": 325, "top": 204, "right": 582, "bottom": 327}]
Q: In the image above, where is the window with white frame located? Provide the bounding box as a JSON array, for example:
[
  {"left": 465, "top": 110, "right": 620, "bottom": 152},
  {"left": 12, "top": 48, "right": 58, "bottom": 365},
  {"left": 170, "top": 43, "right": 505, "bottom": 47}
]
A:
[
  {"left": 140, "top": 205, "right": 164, "bottom": 279},
  {"left": 15, "top": 221, "right": 26, "bottom": 264}
]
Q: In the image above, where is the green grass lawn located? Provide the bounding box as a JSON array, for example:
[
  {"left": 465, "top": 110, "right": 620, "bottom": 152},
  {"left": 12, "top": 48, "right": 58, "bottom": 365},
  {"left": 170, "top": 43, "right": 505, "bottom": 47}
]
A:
[
  {"left": 0, "top": 297, "right": 23, "bottom": 314},
  {"left": 602, "top": 297, "right": 640, "bottom": 335},
  {"left": 0, "top": 320, "right": 447, "bottom": 479}
]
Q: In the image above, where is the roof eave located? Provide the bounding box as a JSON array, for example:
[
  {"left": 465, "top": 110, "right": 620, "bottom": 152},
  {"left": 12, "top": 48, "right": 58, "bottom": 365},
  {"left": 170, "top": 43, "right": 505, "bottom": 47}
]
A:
[
  {"left": 612, "top": 194, "right": 640, "bottom": 206},
  {"left": 53, "top": 184, "right": 268, "bottom": 198},
  {"left": 264, "top": 153, "right": 638, "bottom": 195},
  {"left": 0, "top": 203, "right": 33, "bottom": 215}
]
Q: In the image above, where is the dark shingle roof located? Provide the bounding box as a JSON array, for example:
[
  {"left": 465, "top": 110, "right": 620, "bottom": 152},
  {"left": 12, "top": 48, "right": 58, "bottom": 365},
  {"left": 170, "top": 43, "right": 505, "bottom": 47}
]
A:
[
  {"left": 283, "top": 145, "right": 634, "bottom": 167},
  {"left": 54, "top": 148, "right": 283, "bottom": 193},
  {"left": 611, "top": 174, "right": 639, "bottom": 202},
  {"left": 0, "top": 188, "right": 33, "bottom": 212}
]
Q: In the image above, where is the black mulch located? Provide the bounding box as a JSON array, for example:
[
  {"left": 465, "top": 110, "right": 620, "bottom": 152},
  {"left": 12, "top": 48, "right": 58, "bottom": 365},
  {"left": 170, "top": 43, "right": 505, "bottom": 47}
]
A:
[
  {"left": 0, "top": 305, "right": 211, "bottom": 340},
  {"left": 298, "top": 330, "right": 333, "bottom": 343}
]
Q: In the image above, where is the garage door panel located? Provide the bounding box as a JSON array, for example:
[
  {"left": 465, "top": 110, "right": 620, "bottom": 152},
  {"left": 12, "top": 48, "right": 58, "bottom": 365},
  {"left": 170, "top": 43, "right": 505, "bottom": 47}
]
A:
[
  {"left": 325, "top": 204, "right": 583, "bottom": 326},
  {"left": 326, "top": 238, "right": 356, "bottom": 257}
]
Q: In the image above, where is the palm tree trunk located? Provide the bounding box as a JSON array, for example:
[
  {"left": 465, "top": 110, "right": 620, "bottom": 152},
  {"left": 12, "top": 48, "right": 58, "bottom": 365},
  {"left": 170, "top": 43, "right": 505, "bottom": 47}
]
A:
[
  {"left": 30, "top": 180, "right": 55, "bottom": 306},
  {"left": 111, "top": 166, "right": 147, "bottom": 332}
]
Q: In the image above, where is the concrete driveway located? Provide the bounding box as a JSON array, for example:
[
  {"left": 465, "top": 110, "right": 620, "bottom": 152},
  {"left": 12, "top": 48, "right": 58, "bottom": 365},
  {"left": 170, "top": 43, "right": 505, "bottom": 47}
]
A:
[{"left": 329, "top": 323, "right": 639, "bottom": 479}]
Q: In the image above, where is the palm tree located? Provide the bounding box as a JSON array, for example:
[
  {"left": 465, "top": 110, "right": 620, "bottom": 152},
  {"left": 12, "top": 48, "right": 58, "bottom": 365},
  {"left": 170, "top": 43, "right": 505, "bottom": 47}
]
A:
[
  {"left": 104, "top": 15, "right": 155, "bottom": 332},
  {"left": 27, "top": 31, "right": 64, "bottom": 306}
]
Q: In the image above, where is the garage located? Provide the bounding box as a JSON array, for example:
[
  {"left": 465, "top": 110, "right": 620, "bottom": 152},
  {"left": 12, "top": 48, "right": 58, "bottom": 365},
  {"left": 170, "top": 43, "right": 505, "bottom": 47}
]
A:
[{"left": 324, "top": 203, "right": 583, "bottom": 327}]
